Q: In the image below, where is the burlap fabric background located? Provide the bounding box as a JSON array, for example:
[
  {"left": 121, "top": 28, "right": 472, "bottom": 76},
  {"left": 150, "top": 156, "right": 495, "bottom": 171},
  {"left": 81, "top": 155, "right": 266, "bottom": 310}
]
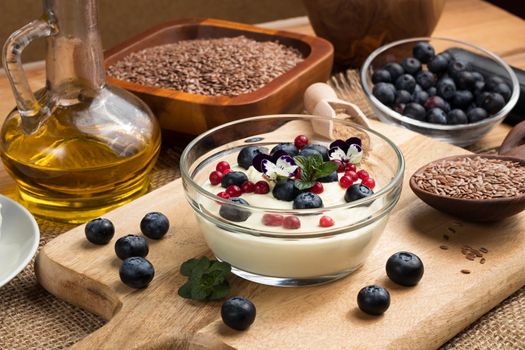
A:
[{"left": 0, "top": 71, "right": 523, "bottom": 349}]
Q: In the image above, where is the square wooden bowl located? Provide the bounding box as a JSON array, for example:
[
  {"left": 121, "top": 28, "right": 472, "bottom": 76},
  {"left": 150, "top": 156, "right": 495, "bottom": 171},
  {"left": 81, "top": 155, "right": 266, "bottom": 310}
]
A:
[{"left": 104, "top": 18, "right": 334, "bottom": 135}]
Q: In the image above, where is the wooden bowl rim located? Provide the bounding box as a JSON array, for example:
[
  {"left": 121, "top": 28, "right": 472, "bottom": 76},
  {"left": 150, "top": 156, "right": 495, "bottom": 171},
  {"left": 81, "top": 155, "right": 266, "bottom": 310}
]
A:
[
  {"left": 104, "top": 17, "right": 334, "bottom": 106},
  {"left": 409, "top": 154, "right": 525, "bottom": 205}
]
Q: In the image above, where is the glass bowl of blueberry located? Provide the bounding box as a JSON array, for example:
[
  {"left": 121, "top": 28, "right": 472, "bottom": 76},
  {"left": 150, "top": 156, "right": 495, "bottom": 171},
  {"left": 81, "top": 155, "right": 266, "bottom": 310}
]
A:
[
  {"left": 360, "top": 37, "right": 519, "bottom": 146},
  {"left": 181, "top": 114, "right": 404, "bottom": 287}
]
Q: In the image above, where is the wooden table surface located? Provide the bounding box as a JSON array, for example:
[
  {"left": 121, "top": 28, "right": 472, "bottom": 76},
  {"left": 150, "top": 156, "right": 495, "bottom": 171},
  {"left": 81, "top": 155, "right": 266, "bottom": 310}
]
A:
[{"left": 0, "top": 0, "right": 524, "bottom": 199}]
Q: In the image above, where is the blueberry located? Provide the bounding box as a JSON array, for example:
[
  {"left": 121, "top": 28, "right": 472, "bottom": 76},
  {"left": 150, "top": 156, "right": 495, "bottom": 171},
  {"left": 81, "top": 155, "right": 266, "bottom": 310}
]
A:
[
  {"left": 345, "top": 183, "right": 373, "bottom": 203},
  {"left": 447, "top": 109, "right": 468, "bottom": 124},
  {"left": 357, "top": 285, "right": 390, "bottom": 316},
  {"left": 412, "top": 42, "right": 435, "bottom": 63},
  {"left": 270, "top": 143, "right": 298, "bottom": 156},
  {"left": 414, "top": 84, "right": 423, "bottom": 93},
  {"left": 302, "top": 144, "right": 330, "bottom": 161},
  {"left": 140, "top": 212, "right": 170, "bottom": 239},
  {"left": 455, "top": 71, "right": 475, "bottom": 90},
  {"left": 411, "top": 90, "right": 429, "bottom": 105},
  {"left": 426, "top": 108, "right": 448, "bottom": 124},
  {"left": 471, "top": 71, "right": 485, "bottom": 83},
  {"left": 382, "top": 62, "right": 404, "bottom": 81},
  {"left": 119, "top": 257, "right": 155, "bottom": 289},
  {"left": 485, "top": 75, "right": 506, "bottom": 91},
  {"left": 395, "top": 74, "right": 417, "bottom": 93},
  {"left": 219, "top": 198, "right": 251, "bottom": 222},
  {"left": 427, "top": 54, "right": 450, "bottom": 74},
  {"left": 473, "top": 80, "right": 485, "bottom": 94},
  {"left": 299, "top": 147, "right": 322, "bottom": 159},
  {"left": 85, "top": 218, "right": 115, "bottom": 245},
  {"left": 427, "top": 86, "right": 437, "bottom": 96},
  {"left": 293, "top": 192, "right": 323, "bottom": 209},
  {"left": 479, "top": 92, "right": 505, "bottom": 114},
  {"left": 386, "top": 251, "right": 424, "bottom": 286},
  {"left": 393, "top": 104, "right": 405, "bottom": 114},
  {"left": 415, "top": 71, "right": 436, "bottom": 90},
  {"left": 451, "top": 90, "right": 474, "bottom": 109},
  {"left": 493, "top": 83, "right": 512, "bottom": 102},
  {"left": 272, "top": 179, "right": 300, "bottom": 201},
  {"left": 237, "top": 146, "right": 264, "bottom": 170},
  {"left": 221, "top": 296, "right": 256, "bottom": 331},
  {"left": 318, "top": 171, "right": 338, "bottom": 183},
  {"left": 114, "top": 235, "right": 149, "bottom": 260},
  {"left": 394, "top": 90, "right": 412, "bottom": 105},
  {"left": 401, "top": 57, "right": 421, "bottom": 75},
  {"left": 467, "top": 107, "right": 488, "bottom": 123},
  {"left": 403, "top": 103, "right": 426, "bottom": 121},
  {"left": 424, "top": 95, "right": 450, "bottom": 112},
  {"left": 448, "top": 60, "right": 469, "bottom": 79},
  {"left": 436, "top": 77, "right": 456, "bottom": 100},
  {"left": 476, "top": 91, "right": 491, "bottom": 106},
  {"left": 372, "top": 82, "right": 395, "bottom": 106},
  {"left": 221, "top": 171, "right": 248, "bottom": 188},
  {"left": 372, "top": 69, "right": 391, "bottom": 84}
]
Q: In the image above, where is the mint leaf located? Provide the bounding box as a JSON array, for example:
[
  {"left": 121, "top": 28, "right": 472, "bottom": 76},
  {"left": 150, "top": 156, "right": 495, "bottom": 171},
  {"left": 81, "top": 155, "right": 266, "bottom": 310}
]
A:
[
  {"left": 180, "top": 258, "right": 200, "bottom": 276},
  {"left": 178, "top": 257, "right": 232, "bottom": 301},
  {"left": 317, "top": 161, "right": 338, "bottom": 178},
  {"left": 191, "top": 283, "right": 209, "bottom": 300},
  {"left": 209, "top": 281, "right": 230, "bottom": 300},
  {"left": 178, "top": 282, "right": 192, "bottom": 298},
  {"left": 294, "top": 180, "right": 315, "bottom": 190},
  {"left": 208, "top": 261, "right": 231, "bottom": 276}
]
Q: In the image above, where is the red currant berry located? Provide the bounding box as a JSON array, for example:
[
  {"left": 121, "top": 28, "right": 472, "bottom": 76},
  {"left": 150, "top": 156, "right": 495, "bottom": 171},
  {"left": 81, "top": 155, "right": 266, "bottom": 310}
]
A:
[
  {"left": 344, "top": 170, "right": 359, "bottom": 182},
  {"left": 254, "top": 181, "right": 270, "bottom": 194},
  {"left": 357, "top": 169, "right": 370, "bottom": 180},
  {"left": 295, "top": 168, "right": 301, "bottom": 179},
  {"left": 344, "top": 163, "right": 356, "bottom": 172},
  {"left": 319, "top": 215, "right": 335, "bottom": 227},
  {"left": 222, "top": 168, "right": 232, "bottom": 175},
  {"left": 361, "top": 177, "right": 376, "bottom": 189},
  {"left": 262, "top": 213, "right": 284, "bottom": 227},
  {"left": 216, "top": 161, "right": 230, "bottom": 173},
  {"left": 241, "top": 181, "right": 255, "bottom": 193},
  {"left": 217, "top": 191, "right": 230, "bottom": 199},
  {"left": 209, "top": 171, "right": 223, "bottom": 186},
  {"left": 339, "top": 175, "right": 354, "bottom": 189},
  {"left": 283, "top": 215, "right": 301, "bottom": 229},
  {"left": 308, "top": 182, "right": 324, "bottom": 194},
  {"left": 226, "top": 185, "right": 242, "bottom": 197},
  {"left": 333, "top": 160, "right": 345, "bottom": 173},
  {"left": 294, "top": 135, "right": 309, "bottom": 149}
]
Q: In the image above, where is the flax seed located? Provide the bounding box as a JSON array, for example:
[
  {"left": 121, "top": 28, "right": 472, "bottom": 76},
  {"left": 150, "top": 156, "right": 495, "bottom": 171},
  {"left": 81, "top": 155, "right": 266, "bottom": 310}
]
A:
[
  {"left": 479, "top": 247, "right": 488, "bottom": 253},
  {"left": 440, "top": 245, "right": 449, "bottom": 250},
  {"left": 480, "top": 258, "right": 486, "bottom": 264},
  {"left": 461, "top": 269, "right": 471, "bottom": 274}
]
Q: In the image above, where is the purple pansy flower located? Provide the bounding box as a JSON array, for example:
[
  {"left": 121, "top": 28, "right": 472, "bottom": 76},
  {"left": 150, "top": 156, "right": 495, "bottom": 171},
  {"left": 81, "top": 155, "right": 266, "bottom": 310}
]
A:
[
  {"left": 329, "top": 137, "right": 363, "bottom": 164},
  {"left": 252, "top": 150, "right": 298, "bottom": 180}
]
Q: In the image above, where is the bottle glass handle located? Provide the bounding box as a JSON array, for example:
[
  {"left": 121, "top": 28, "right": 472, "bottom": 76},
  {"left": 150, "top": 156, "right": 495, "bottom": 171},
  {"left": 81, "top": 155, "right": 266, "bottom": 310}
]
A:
[{"left": 2, "top": 17, "right": 56, "bottom": 118}]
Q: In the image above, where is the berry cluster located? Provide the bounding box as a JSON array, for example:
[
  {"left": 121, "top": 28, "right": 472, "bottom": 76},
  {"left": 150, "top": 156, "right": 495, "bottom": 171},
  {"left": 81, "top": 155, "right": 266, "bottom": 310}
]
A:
[
  {"left": 337, "top": 164, "right": 376, "bottom": 190},
  {"left": 372, "top": 42, "right": 511, "bottom": 125},
  {"left": 208, "top": 161, "right": 270, "bottom": 199}
]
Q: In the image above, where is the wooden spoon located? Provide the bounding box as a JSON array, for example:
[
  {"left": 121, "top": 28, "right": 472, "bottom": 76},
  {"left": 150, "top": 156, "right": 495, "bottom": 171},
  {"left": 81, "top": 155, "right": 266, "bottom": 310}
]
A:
[{"left": 410, "top": 123, "right": 525, "bottom": 221}]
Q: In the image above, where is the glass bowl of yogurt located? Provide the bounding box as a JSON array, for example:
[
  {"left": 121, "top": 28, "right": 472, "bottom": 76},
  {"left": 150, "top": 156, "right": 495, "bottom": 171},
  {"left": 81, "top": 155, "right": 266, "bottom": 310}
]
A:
[{"left": 181, "top": 115, "right": 404, "bottom": 286}]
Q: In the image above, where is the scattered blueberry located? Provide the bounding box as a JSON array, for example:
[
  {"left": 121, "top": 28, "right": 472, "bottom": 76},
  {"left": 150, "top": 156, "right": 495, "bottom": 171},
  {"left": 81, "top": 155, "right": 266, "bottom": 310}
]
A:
[
  {"left": 451, "top": 90, "right": 474, "bottom": 109},
  {"left": 270, "top": 143, "right": 298, "bottom": 156},
  {"left": 436, "top": 77, "right": 456, "bottom": 100},
  {"left": 345, "top": 183, "right": 373, "bottom": 202},
  {"left": 318, "top": 171, "right": 339, "bottom": 183},
  {"left": 372, "top": 69, "right": 391, "bottom": 84},
  {"left": 293, "top": 192, "right": 323, "bottom": 209},
  {"left": 357, "top": 285, "right": 391, "bottom": 316},
  {"left": 119, "top": 257, "right": 155, "bottom": 289},
  {"left": 302, "top": 144, "right": 330, "bottom": 161},
  {"left": 395, "top": 74, "right": 417, "bottom": 93},
  {"left": 401, "top": 57, "right": 421, "bottom": 75},
  {"left": 415, "top": 71, "right": 436, "bottom": 90},
  {"left": 383, "top": 62, "right": 404, "bottom": 81},
  {"left": 479, "top": 92, "right": 505, "bottom": 114},
  {"left": 221, "top": 296, "right": 256, "bottom": 331},
  {"left": 386, "top": 251, "right": 424, "bottom": 286},
  {"left": 372, "top": 82, "right": 395, "bottom": 106},
  {"left": 412, "top": 42, "right": 435, "bottom": 63},
  {"left": 412, "top": 90, "right": 429, "bottom": 105},
  {"left": 140, "top": 212, "right": 170, "bottom": 239},
  {"left": 221, "top": 171, "right": 248, "bottom": 188},
  {"left": 115, "top": 235, "right": 149, "bottom": 260},
  {"left": 447, "top": 109, "right": 468, "bottom": 124},
  {"left": 403, "top": 103, "right": 426, "bottom": 121},
  {"left": 428, "top": 54, "right": 450, "bottom": 74},
  {"left": 219, "top": 198, "right": 251, "bottom": 222},
  {"left": 426, "top": 108, "right": 448, "bottom": 124},
  {"left": 237, "top": 146, "right": 264, "bottom": 170},
  {"left": 272, "top": 179, "right": 300, "bottom": 201},
  {"left": 395, "top": 90, "right": 412, "bottom": 105},
  {"left": 85, "top": 218, "right": 115, "bottom": 245}
]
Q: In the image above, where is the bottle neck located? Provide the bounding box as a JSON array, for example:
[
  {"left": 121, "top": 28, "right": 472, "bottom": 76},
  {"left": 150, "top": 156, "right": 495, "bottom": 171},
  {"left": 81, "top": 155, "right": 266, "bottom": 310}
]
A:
[{"left": 44, "top": 0, "right": 105, "bottom": 100}]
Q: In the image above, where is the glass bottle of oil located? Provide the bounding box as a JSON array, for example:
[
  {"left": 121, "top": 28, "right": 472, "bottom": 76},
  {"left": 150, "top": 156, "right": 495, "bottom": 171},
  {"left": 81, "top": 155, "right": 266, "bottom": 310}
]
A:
[{"left": 1, "top": 0, "right": 161, "bottom": 223}]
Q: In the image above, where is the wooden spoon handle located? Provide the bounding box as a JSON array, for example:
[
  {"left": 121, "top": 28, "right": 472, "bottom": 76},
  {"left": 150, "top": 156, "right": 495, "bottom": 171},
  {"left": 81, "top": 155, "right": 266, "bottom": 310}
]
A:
[{"left": 499, "top": 120, "right": 525, "bottom": 160}]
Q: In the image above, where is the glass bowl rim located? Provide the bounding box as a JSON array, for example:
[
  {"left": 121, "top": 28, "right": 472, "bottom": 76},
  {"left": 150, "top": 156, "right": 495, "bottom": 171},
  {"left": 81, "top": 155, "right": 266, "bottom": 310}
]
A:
[
  {"left": 360, "top": 36, "right": 520, "bottom": 131},
  {"left": 180, "top": 114, "right": 405, "bottom": 213}
]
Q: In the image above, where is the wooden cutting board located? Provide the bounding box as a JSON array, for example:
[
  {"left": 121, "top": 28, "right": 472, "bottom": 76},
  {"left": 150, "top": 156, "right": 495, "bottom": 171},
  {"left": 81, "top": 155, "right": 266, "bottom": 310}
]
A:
[{"left": 35, "top": 121, "right": 525, "bottom": 350}]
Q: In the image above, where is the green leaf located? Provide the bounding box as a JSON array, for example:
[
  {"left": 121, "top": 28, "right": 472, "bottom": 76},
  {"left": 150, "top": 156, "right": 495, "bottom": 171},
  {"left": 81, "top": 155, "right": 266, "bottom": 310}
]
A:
[
  {"left": 208, "top": 261, "right": 232, "bottom": 275},
  {"left": 191, "top": 282, "right": 210, "bottom": 300},
  {"left": 310, "top": 153, "right": 323, "bottom": 167},
  {"left": 209, "top": 282, "right": 230, "bottom": 300},
  {"left": 316, "top": 161, "right": 338, "bottom": 178},
  {"left": 178, "top": 282, "right": 192, "bottom": 299},
  {"left": 180, "top": 258, "right": 199, "bottom": 276},
  {"left": 294, "top": 180, "right": 315, "bottom": 190},
  {"left": 293, "top": 155, "right": 309, "bottom": 169}
]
